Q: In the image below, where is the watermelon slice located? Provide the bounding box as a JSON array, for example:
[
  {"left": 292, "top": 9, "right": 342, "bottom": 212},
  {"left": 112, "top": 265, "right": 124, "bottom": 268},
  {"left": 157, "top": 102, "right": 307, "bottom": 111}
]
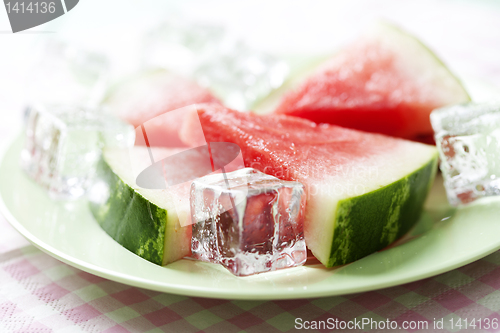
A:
[
  {"left": 88, "top": 146, "right": 193, "bottom": 265},
  {"left": 196, "top": 103, "right": 438, "bottom": 267},
  {"left": 272, "top": 23, "right": 470, "bottom": 142},
  {"left": 105, "top": 70, "right": 220, "bottom": 147}
]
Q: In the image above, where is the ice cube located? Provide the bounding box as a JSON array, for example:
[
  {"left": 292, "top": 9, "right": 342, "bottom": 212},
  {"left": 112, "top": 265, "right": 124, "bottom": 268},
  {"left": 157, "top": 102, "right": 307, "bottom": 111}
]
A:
[
  {"left": 26, "top": 40, "right": 109, "bottom": 108},
  {"left": 431, "top": 103, "right": 500, "bottom": 205},
  {"left": 190, "top": 168, "right": 306, "bottom": 276},
  {"left": 194, "top": 41, "right": 289, "bottom": 110},
  {"left": 142, "top": 21, "right": 289, "bottom": 110},
  {"left": 20, "top": 105, "right": 134, "bottom": 199},
  {"left": 142, "top": 21, "right": 225, "bottom": 77}
]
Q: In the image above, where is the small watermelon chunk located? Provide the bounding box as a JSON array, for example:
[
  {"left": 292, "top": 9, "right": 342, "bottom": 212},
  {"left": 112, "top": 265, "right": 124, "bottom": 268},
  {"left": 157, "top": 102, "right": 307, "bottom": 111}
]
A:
[
  {"left": 105, "top": 70, "right": 220, "bottom": 147},
  {"left": 196, "top": 104, "right": 438, "bottom": 267},
  {"left": 88, "top": 146, "right": 192, "bottom": 265},
  {"left": 273, "top": 23, "right": 470, "bottom": 141}
]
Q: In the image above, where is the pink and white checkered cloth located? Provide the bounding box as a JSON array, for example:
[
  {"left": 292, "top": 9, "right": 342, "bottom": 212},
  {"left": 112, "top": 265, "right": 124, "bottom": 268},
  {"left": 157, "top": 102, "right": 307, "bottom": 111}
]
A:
[{"left": 2, "top": 229, "right": 500, "bottom": 332}]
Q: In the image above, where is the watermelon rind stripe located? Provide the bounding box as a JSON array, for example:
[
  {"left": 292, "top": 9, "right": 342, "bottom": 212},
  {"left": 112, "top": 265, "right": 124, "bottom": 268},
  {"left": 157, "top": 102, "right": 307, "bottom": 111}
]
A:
[
  {"left": 326, "top": 152, "right": 438, "bottom": 267},
  {"left": 89, "top": 157, "right": 167, "bottom": 265}
]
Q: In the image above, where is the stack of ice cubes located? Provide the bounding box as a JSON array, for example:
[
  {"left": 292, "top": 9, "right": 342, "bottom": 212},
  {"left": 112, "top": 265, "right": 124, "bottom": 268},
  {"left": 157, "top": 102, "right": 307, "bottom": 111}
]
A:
[
  {"left": 21, "top": 105, "right": 134, "bottom": 199},
  {"left": 190, "top": 168, "right": 307, "bottom": 276},
  {"left": 142, "top": 21, "right": 288, "bottom": 111},
  {"left": 431, "top": 103, "right": 500, "bottom": 205}
]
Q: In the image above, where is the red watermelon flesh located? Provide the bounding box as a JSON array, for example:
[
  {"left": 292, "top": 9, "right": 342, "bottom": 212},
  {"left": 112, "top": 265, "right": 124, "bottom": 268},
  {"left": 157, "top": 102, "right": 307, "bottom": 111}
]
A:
[
  {"left": 106, "top": 71, "right": 220, "bottom": 147},
  {"left": 195, "top": 103, "right": 438, "bottom": 266},
  {"left": 273, "top": 23, "right": 470, "bottom": 142},
  {"left": 197, "top": 103, "right": 402, "bottom": 182}
]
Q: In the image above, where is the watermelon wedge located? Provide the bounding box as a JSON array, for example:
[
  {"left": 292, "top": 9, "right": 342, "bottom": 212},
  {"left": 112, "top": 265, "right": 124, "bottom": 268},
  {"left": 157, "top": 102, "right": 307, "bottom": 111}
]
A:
[
  {"left": 196, "top": 103, "right": 438, "bottom": 267},
  {"left": 105, "top": 70, "right": 220, "bottom": 147},
  {"left": 88, "top": 146, "right": 193, "bottom": 265},
  {"left": 272, "top": 23, "right": 470, "bottom": 142}
]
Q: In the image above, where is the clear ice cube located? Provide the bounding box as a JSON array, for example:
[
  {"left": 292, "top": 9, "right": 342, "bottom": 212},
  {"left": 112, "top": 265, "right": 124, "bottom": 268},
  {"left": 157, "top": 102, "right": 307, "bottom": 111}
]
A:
[
  {"left": 194, "top": 41, "right": 289, "bottom": 111},
  {"left": 142, "top": 21, "right": 289, "bottom": 110},
  {"left": 190, "top": 168, "right": 306, "bottom": 276},
  {"left": 142, "top": 21, "right": 225, "bottom": 77},
  {"left": 431, "top": 103, "right": 500, "bottom": 205},
  {"left": 26, "top": 40, "right": 109, "bottom": 108},
  {"left": 21, "top": 105, "right": 135, "bottom": 199}
]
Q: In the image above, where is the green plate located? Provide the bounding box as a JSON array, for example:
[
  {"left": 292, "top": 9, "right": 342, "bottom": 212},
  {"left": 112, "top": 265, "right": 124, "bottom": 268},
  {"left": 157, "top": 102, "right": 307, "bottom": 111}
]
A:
[
  {"left": 2, "top": 74, "right": 500, "bottom": 300},
  {"left": 2, "top": 134, "right": 500, "bottom": 300}
]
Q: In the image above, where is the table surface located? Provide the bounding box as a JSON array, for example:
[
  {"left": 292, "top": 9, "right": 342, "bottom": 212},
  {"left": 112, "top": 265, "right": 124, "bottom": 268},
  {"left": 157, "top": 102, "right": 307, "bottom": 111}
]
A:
[{"left": 3, "top": 1, "right": 500, "bottom": 332}]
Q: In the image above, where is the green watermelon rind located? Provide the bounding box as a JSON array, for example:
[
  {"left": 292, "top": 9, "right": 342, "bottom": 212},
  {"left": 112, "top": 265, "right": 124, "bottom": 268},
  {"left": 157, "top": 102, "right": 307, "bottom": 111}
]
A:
[
  {"left": 255, "top": 22, "right": 471, "bottom": 115},
  {"left": 376, "top": 22, "right": 471, "bottom": 102},
  {"left": 326, "top": 151, "right": 438, "bottom": 267},
  {"left": 89, "top": 157, "right": 167, "bottom": 265},
  {"left": 89, "top": 152, "right": 190, "bottom": 266}
]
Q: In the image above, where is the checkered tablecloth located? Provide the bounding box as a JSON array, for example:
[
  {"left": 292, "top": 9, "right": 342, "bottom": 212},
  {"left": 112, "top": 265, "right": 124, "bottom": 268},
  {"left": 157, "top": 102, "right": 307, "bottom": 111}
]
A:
[
  {"left": 3, "top": 0, "right": 500, "bottom": 332},
  {"left": 3, "top": 234, "right": 500, "bottom": 333}
]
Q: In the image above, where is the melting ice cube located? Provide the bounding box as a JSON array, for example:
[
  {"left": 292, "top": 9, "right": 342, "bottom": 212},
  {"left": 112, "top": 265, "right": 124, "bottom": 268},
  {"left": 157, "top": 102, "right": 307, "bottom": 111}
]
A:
[
  {"left": 142, "top": 21, "right": 288, "bottom": 110},
  {"left": 142, "top": 21, "right": 225, "bottom": 77},
  {"left": 193, "top": 41, "right": 289, "bottom": 111},
  {"left": 431, "top": 103, "right": 500, "bottom": 205},
  {"left": 20, "top": 105, "right": 134, "bottom": 199},
  {"left": 25, "top": 40, "right": 109, "bottom": 109},
  {"left": 190, "top": 168, "right": 306, "bottom": 276}
]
